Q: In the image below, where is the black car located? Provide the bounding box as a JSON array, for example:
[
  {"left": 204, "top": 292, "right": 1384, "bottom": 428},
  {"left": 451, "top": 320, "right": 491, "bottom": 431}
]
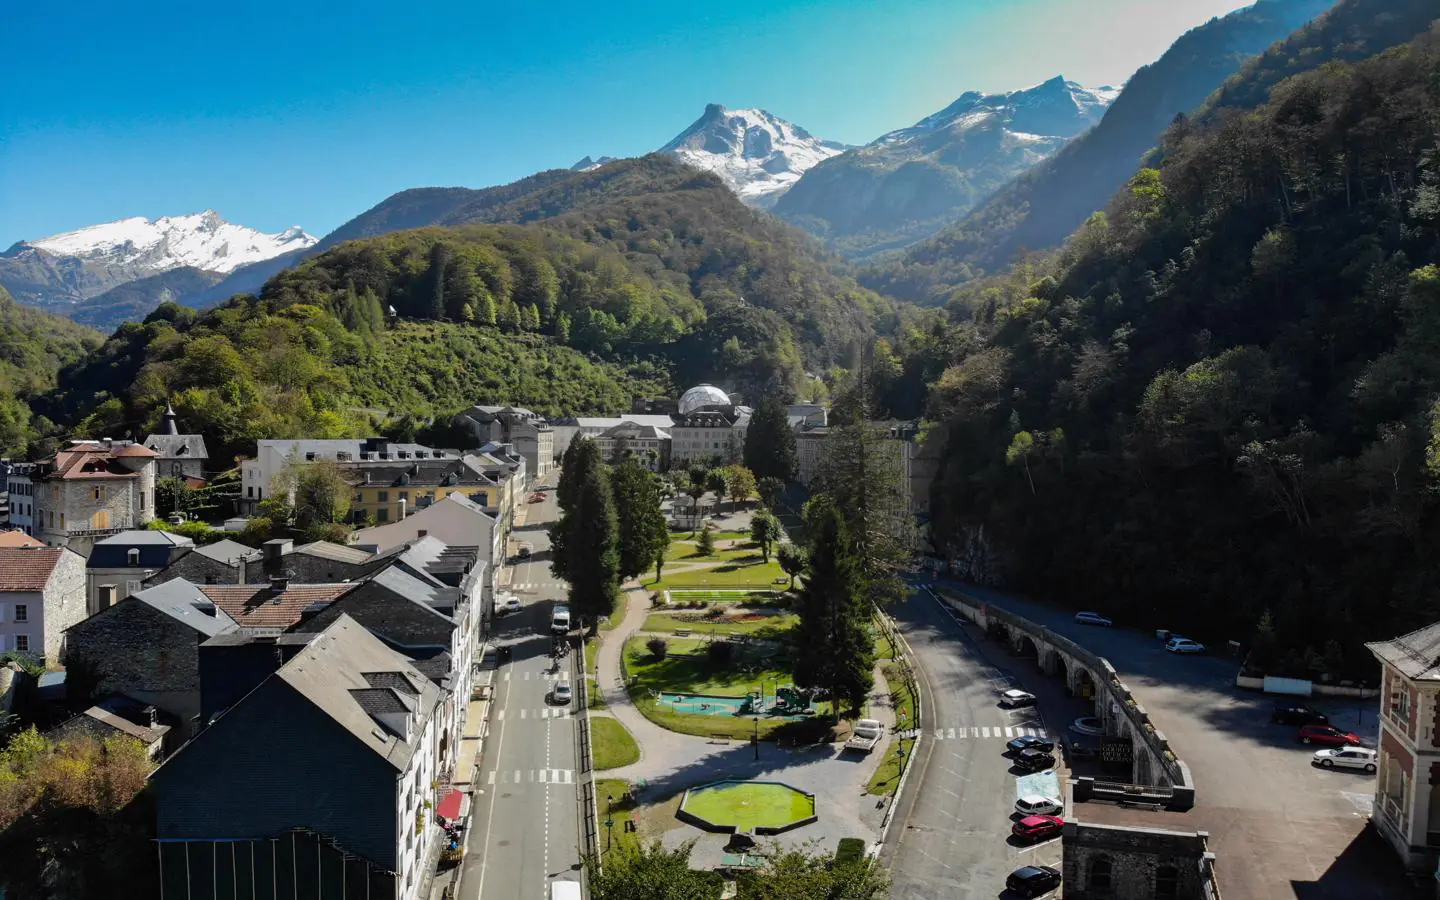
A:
[
  {"left": 1007, "top": 735, "right": 1056, "bottom": 755},
  {"left": 1014, "top": 749, "right": 1056, "bottom": 772},
  {"left": 1272, "top": 702, "right": 1327, "bottom": 726},
  {"left": 1006, "top": 864, "right": 1062, "bottom": 898}
]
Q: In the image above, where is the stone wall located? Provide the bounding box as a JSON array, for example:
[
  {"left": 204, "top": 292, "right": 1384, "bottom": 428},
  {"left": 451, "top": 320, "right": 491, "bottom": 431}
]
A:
[
  {"left": 245, "top": 552, "right": 374, "bottom": 585},
  {"left": 1062, "top": 821, "right": 1218, "bottom": 900},
  {"left": 143, "top": 552, "right": 241, "bottom": 588},
  {"left": 41, "top": 549, "right": 87, "bottom": 662},
  {"left": 63, "top": 599, "right": 209, "bottom": 733}
]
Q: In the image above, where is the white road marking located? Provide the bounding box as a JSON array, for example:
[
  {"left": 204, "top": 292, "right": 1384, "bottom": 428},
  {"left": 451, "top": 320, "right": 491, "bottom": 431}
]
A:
[
  {"left": 497, "top": 710, "right": 505, "bottom": 721},
  {"left": 488, "top": 770, "right": 496, "bottom": 785}
]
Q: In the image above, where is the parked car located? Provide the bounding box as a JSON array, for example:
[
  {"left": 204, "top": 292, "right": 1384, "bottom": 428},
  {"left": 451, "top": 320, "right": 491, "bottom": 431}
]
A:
[
  {"left": 1272, "top": 702, "right": 1328, "bottom": 726},
  {"left": 1298, "top": 724, "right": 1362, "bottom": 746},
  {"left": 844, "top": 719, "right": 884, "bottom": 753},
  {"left": 1313, "top": 747, "right": 1378, "bottom": 772},
  {"left": 1165, "top": 637, "right": 1206, "bottom": 654},
  {"left": 549, "top": 680, "right": 572, "bottom": 706},
  {"left": 1007, "top": 734, "right": 1056, "bottom": 755},
  {"left": 1074, "top": 611, "right": 1112, "bottom": 627},
  {"left": 1014, "top": 794, "right": 1063, "bottom": 817},
  {"left": 1006, "top": 865, "right": 1062, "bottom": 898},
  {"left": 498, "top": 596, "right": 523, "bottom": 616},
  {"left": 1000, "top": 689, "right": 1037, "bottom": 709},
  {"left": 1070, "top": 716, "right": 1104, "bottom": 736},
  {"left": 1014, "top": 749, "right": 1056, "bottom": 772},
  {"left": 1011, "top": 815, "right": 1065, "bottom": 843}
]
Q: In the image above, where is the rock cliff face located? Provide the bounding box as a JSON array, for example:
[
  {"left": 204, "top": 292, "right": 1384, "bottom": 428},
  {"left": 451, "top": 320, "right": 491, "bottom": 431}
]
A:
[
  {"left": 946, "top": 524, "right": 1012, "bottom": 587},
  {"left": 775, "top": 77, "right": 1117, "bottom": 257}
]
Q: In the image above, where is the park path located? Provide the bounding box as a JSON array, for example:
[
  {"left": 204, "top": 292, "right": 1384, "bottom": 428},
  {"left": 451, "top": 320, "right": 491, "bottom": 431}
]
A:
[{"left": 587, "top": 576, "right": 898, "bottom": 865}]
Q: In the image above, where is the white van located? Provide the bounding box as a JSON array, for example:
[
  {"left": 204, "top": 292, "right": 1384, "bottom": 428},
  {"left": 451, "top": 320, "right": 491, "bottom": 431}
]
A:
[
  {"left": 550, "top": 880, "right": 583, "bottom": 900},
  {"left": 551, "top": 605, "right": 572, "bottom": 634}
]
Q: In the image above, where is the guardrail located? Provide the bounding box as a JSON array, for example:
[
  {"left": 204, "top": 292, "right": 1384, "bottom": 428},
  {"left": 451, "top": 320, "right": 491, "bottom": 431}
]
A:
[{"left": 576, "top": 641, "right": 601, "bottom": 879}]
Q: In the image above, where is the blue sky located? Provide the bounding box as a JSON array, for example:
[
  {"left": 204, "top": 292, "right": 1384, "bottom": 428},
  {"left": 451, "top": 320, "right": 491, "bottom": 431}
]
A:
[{"left": 0, "top": 0, "right": 1256, "bottom": 244}]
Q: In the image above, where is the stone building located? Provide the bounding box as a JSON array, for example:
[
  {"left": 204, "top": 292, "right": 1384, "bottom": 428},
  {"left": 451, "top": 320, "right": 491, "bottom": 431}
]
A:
[
  {"left": 343, "top": 458, "right": 506, "bottom": 526},
  {"left": 1061, "top": 820, "right": 1219, "bottom": 899},
  {"left": 1367, "top": 623, "right": 1440, "bottom": 872},
  {"left": 240, "top": 438, "right": 459, "bottom": 515},
  {"left": 33, "top": 440, "right": 157, "bottom": 555},
  {"left": 0, "top": 545, "right": 86, "bottom": 662},
  {"left": 594, "top": 421, "right": 671, "bottom": 471},
  {"left": 452, "top": 406, "right": 553, "bottom": 484},
  {"left": 669, "top": 408, "right": 747, "bottom": 467},
  {"left": 143, "top": 404, "right": 210, "bottom": 482},
  {"left": 62, "top": 578, "right": 238, "bottom": 734},
  {"left": 151, "top": 616, "right": 442, "bottom": 900},
  {"left": 6, "top": 461, "right": 36, "bottom": 537},
  {"left": 86, "top": 529, "right": 195, "bottom": 614}
]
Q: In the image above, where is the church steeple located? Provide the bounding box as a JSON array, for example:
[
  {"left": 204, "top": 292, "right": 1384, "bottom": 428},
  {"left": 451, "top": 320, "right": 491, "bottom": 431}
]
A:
[{"left": 162, "top": 403, "right": 180, "bottom": 436}]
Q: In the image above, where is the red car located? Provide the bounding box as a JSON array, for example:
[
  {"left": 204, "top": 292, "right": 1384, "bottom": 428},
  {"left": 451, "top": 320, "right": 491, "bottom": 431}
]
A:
[
  {"left": 1298, "top": 724, "right": 1361, "bottom": 746},
  {"left": 1012, "top": 815, "right": 1065, "bottom": 843}
]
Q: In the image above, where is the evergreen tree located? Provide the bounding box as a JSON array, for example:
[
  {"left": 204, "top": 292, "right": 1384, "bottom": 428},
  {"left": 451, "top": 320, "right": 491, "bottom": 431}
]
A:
[
  {"left": 555, "top": 311, "right": 572, "bottom": 343},
  {"left": 427, "top": 242, "right": 451, "bottom": 321},
  {"left": 611, "top": 457, "right": 670, "bottom": 581},
  {"left": 815, "top": 372, "right": 914, "bottom": 607},
  {"left": 474, "top": 287, "right": 497, "bottom": 327},
  {"left": 522, "top": 304, "right": 542, "bottom": 332},
  {"left": 557, "top": 438, "right": 599, "bottom": 516},
  {"left": 743, "top": 396, "right": 798, "bottom": 481},
  {"left": 750, "top": 509, "right": 782, "bottom": 562},
  {"left": 498, "top": 298, "right": 522, "bottom": 332},
  {"left": 549, "top": 455, "right": 619, "bottom": 631},
  {"left": 792, "top": 497, "right": 874, "bottom": 717},
  {"left": 756, "top": 475, "right": 784, "bottom": 510},
  {"left": 777, "top": 543, "right": 808, "bottom": 590}
]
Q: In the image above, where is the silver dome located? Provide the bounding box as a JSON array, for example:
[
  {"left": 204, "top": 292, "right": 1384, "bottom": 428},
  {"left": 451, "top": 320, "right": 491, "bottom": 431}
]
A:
[{"left": 678, "top": 384, "right": 731, "bottom": 415}]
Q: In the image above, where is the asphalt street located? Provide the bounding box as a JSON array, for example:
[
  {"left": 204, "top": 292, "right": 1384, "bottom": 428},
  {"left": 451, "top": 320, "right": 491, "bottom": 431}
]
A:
[
  {"left": 463, "top": 491, "right": 585, "bottom": 900},
  {"left": 883, "top": 585, "right": 1078, "bottom": 900}
]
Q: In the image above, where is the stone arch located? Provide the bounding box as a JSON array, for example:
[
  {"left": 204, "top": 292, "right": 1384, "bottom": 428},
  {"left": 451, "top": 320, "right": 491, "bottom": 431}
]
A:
[
  {"left": 1088, "top": 856, "right": 1113, "bottom": 891},
  {"left": 1075, "top": 666, "right": 1097, "bottom": 700},
  {"left": 1053, "top": 652, "right": 1070, "bottom": 689},
  {"left": 1016, "top": 634, "right": 1039, "bottom": 660}
]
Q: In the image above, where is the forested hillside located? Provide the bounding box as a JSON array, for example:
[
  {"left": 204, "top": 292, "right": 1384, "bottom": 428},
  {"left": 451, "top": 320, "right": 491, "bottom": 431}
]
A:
[
  {"left": 0, "top": 286, "right": 103, "bottom": 456},
  {"left": 861, "top": 0, "right": 1336, "bottom": 303},
  {"left": 924, "top": 27, "right": 1440, "bottom": 673}
]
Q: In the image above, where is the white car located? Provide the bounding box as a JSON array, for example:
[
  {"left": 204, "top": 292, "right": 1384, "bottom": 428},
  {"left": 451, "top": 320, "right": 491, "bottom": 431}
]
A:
[
  {"left": 498, "top": 596, "right": 523, "bottom": 616},
  {"left": 1313, "top": 747, "right": 1377, "bottom": 773},
  {"left": 549, "top": 681, "right": 573, "bottom": 706},
  {"left": 1000, "top": 689, "right": 1037, "bottom": 709},
  {"left": 1165, "top": 637, "right": 1206, "bottom": 654},
  {"left": 1014, "top": 794, "right": 1063, "bottom": 817},
  {"left": 1074, "top": 611, "right": 1112, "bottom": 627}
]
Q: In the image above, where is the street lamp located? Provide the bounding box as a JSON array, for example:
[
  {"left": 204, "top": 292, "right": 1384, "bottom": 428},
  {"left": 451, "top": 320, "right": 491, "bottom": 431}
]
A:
[
  {"left": 753, "top": 715, "right": 760, "bottom": 761},
  {"left": 605, "top": 795, "right": 615, "bottom": 852}
]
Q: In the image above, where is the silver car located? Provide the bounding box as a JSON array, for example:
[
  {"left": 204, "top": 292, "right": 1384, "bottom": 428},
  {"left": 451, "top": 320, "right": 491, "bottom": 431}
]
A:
[{"left": 1074, "top": 611, "right": 1112, "bottom": 626}]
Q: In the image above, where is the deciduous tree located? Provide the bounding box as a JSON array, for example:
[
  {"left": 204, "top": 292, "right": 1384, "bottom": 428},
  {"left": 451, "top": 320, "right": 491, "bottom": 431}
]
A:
[{"left": 750, "top": 509, "right": 782, "bottom": 563}]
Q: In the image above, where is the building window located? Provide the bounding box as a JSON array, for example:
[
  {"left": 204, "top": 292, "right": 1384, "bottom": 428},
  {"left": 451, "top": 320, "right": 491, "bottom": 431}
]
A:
[
  {"left": 13, "top": 635, "right": 28, "bottom": 652},
  {"left": 1155, "top": 865, "right": 1178, "bottom": 897},
  {"left": 305, "top": 452, "right": 317, "bottom": 461},
  {"left": 1391, "top": 685, "right": 1411, "bottom": 723},
  {"left": 139, "top": 492, "right": 145, "bottom": 510},
  {"left": 399, "top": 491, "right": 408, "bottom": 502},
  {"left": 378, "top": 491, "right": 390, "bottom": 502},
  {"left": 14, "top": 605, "right": 27, "bottom": 623},
  {"left": 59, "top": 512, "right": 65, "bottom": 530},
  {"left": 246, "top": 486, "right": 254, "bottom": 498},
  {"left": 127, "top": 548, "right": 140, "bottom": 566},
  {"left": 92, "top": 486, "right": 104, "bottom": 501},
  {"left": 1089, "top": 857, "right": 1112, "bottom": 890},
  {"left": 377, "top": 508, "right": 390, "bottom": 523}
]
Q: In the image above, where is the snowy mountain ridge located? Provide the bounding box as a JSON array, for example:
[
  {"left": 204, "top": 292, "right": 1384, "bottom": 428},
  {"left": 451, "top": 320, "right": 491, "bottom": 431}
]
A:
[
  {"left": 22, "top": 210, "right": 316, "bottom": 276},
  {"left": 659, "top": 104, "right": 850, "bottom": 208}
]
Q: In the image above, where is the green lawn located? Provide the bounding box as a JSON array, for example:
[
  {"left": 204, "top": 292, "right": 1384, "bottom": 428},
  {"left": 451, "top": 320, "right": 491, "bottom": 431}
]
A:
[
  {"left": 594, "top": 778, "right": 640, "bottom": 859},
  {"left": 646, "top": 557, "right": 789, "bottom": 590},
  {"left": 586, "top": 677, "right": 606, "bottom": 709},
  {"left": 882, "top": 662, "right": 916, "bottom": 729},
  {"left": 641, "top": 612, "right": 798, "bottom": 638},
  {"left": 866, "top": 737, "right": 916, "bottom": 796},
  {"left": 592, "top": 716, "right": 641, "bottom": 770},
  {"left": 680, "top": 782, "right": 815, "bottom": 832},
  {"left": 664, "top": 536, "right": 761, "bottom": 562},
  {"left": 622, "top": 636, "right": 831, "bottom": 740},
  {"left": 583, "top": 636, "right": 599, "bottom": 674}
]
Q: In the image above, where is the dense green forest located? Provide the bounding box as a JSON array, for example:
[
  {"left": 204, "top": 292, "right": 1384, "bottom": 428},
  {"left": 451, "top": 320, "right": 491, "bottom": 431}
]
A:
[
  {"left": 0, "top": 286, "right": 103, "bottom": 456},
  {"left": 857, "top": 0, "right": 1342, "bottom": 304},
  {"left": 921, "top": 26, "right": 1440, "bottom": 675}
]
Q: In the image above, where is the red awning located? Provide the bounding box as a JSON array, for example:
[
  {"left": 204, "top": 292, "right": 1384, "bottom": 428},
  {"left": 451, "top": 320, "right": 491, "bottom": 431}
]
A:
[{"left": 437, "top": 788, "right": 464, "bottom": 820}]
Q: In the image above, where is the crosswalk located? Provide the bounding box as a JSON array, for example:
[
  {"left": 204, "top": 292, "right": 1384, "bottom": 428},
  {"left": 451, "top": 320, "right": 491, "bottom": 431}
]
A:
[
  {"left": 508, "top": 582, "right": 564, "bottom": 592},
  {"left": 496, "top": 708, "right": 573, "bottom": 720},
  {"left": 931, "top": 725, "right": 1050, "bottom": 741},
  {"left": 486, "top": 768, "right": 575, "bottom": 785}
]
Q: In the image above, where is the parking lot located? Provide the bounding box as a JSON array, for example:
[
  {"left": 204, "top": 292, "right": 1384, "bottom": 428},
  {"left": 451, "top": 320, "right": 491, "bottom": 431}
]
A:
[{"left": 942, "top": 579, "right": 1425, "bottom": 900}]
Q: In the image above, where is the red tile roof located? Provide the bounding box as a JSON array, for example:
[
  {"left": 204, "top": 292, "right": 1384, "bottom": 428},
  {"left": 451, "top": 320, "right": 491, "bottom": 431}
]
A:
[
  {"left": 0, "top": 547, "right": 65, "bottom": 591},
  {"left": 199, "top": 584, "right": 356, "bottom": 629},
  {"left": 0, "top": 532, "right": 44, "bottom": 548},
  {"left": 49, "top": 450, "right": 141, "bottom": 480}
]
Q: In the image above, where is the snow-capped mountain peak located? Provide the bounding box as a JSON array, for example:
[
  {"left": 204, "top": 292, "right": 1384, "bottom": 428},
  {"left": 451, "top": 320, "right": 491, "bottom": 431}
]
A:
[
  {"left": 879, "top": 76, "right": 1117, "bottom": 146},
  {"left": 570, "top": 155, "right": 617, "bottom": 172},
  {"left": 659, "top": 103, "right": 850, "bottom": 208},
  {"left": 25, "top": 211, "right": 317, "bottom": 275}
]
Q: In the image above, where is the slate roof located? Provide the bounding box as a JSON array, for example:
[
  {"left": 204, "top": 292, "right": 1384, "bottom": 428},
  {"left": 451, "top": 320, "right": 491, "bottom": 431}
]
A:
[
  {"left": 1368, "top": 624, "right": 1440, "bottom": 681},
  {"left": 144, "top": 434, "right": 210, "bottom": 460},
  {"left": 341, "top": 460, "right": 495, "bottom": 489},
  {"left": 200, "top": 583, "right": 356, "bottom": 630},
  {"left": 88, "top": 530, "right": 194, "bottom": 569},
  {"left": 390, "top": 535, "right": 477, "bottom": 581},
  {"left": 0, "top": 547, "right": 67, "bottom": 591},
  {"left": 600, "top": 421, "right": 670, "bottom": 440},
  {"left": 192, "top": 539, "right": 258, "bottom": 567},
  {"left": 294, "top": 541, "right": 374, "bottom": 565},
  {"left": 275, "top": 615, "right": 440, "bottom": 769},
  {"left": 51, "top": 693, "right": 171, "bottom": 745},
  {"left": 121, "top": 578, "right": 238, "bottom": 638},
  {"left": 367, "top": 565, "right": 458, "bottom": 614}
]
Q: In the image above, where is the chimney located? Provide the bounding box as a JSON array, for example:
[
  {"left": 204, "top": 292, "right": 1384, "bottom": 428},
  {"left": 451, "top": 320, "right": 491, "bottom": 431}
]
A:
[
  {"left": 269, "top": 575, "right": 289, "bottom": 595},
  {"left": 145, "top": 705, "right": 159, "bottom": 727},
  {"left": 263, "top": 538, "right": 293, "bottom": 560},
  {"left": 417, "top": 529, "right": 428, "bottom": 538}
]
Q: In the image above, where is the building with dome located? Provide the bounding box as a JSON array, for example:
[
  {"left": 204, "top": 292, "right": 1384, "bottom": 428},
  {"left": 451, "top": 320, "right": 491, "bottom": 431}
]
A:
[{"left": 678, "top": 384, "right": 732, "bottom": 416}]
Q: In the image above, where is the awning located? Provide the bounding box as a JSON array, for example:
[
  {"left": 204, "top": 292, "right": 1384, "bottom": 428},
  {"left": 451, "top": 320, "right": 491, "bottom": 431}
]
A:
[{"left": 437, "top": 788, "right": 464, "bottom": 821}]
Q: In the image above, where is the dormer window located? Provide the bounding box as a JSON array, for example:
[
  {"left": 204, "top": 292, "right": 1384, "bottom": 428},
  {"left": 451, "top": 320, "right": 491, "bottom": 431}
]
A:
[
  {"left": 127, "top": 548, "right": 140, "bottom": 566},
  {"left": 305, "top": 452, "right": 317, "bottom": 461},
  {"left": 398, "top": 451, "right": 409, "bottom": 459}
]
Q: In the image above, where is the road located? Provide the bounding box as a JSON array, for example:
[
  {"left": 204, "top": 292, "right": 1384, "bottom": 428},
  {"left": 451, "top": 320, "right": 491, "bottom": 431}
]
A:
[
  {"left": 884, "top": 584, "right": 1084, "bottom": 899},
  {"left": 938, "top": 578, "right": 1422, "bottom": 900},
  {"left": 463, "top": 490, "right": 585, "bottom": 899}
]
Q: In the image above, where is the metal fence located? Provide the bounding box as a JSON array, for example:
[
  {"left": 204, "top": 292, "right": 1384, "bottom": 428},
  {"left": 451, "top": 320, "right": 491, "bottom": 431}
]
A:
[{"left": 576, "top": 642, "right": 601, "bottom": 878}]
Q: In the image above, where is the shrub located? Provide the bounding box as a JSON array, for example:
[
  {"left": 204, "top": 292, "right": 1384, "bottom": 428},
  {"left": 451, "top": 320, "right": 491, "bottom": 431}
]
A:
[
  {"left": 835, "top": 837, "right": 867, "bottom": 867},
  {"left": 696, "top": 528, "right": 715, "bottom": 557},
  {"left": 704, "top": 606, "right": 725, "bottom": 619},
  {"left": 707, "top": 641, "right": 735, "bottom": 665},
  {"left": 646, "top": 637, "right": 668, "bottom": 660}
]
